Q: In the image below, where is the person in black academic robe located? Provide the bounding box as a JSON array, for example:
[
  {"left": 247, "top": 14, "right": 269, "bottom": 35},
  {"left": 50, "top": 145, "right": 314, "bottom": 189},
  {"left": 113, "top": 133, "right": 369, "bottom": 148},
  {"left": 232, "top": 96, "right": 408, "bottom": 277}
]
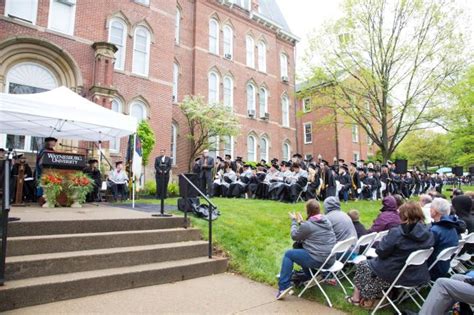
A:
[
  {"left": 154, "top": 149, "right": 172, "bottom": 199},
  {"left": 337, "top": 165, "right": 351, "bottom": 202},
  {"left": 35, "top": 137, "right": 57, "bottom": 199},
  {"left": 305, "top": 164, "right": 321, "bottom": 200},
  {"left": 84, "top": 159, "right": 102, "bottom": 202},
  {"left": 325, "top": 166, "right": 337, "bottom": 199},
  {"left": 362, "top": 168, "right": 378, "bottom": 200}
]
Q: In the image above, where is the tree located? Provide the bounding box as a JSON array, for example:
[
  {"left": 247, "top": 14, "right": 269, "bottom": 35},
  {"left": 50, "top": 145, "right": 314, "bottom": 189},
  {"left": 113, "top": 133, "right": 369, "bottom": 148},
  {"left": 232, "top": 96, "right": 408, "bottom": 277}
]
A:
[
  {"left": 394, "top": 130, "right": 452, "bottom": 169},
  {"left": 179, "top": 95, "right": 240, "bottom": 171},
  {"left": 137, "top": 120, "right": 155, "bottom": 166},
  {"left": 300, "top": 0, "right": 469, "bottom": 162}
]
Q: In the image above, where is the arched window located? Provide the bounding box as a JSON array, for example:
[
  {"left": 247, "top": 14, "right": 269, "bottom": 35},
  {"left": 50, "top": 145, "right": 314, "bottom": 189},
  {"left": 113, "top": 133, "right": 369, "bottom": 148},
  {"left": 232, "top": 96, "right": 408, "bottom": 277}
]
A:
[
  {"left": 209, "top": 19, "right": 219, "bottom": 54},
  {"left": 247, "top": 135, "right": 256, "bottom": 162},
  {"left": 208, "top": 71, "right": 219, "bottom": 104},
  {"left": 281, "top": 95, "right": 290, "bottom": 127},
  {"left": 282, "top": 141, "right": 291, "bottom": 161},
  {"left": 3, "top": 62, "right": 58, "bottom": 152},
  {"left": 280, "top": 53, "right": 288, "bottom": 79},
  {"left": 259, "top": 87, "right": 268, "bottom": 117},
  {"left": 246, "top": 35, "right": 255, "bottom": 68},
  {"left": 246, "top": 83, "right": 256, "bottom": 112},
  {"left": 130, "top": 101, "right": 147, "bottom": 121},
  {"left": 223, "top": 76, "right": 233, "bottom": 109},
  {"left": 132, "top": 26, "right": 151, "bottom": 76},
  {"left": 171, "top": 123, "right": 178, "bottom": 165},
  {"left": 175, "top": 8, "right": 181, "bottom": 44},
  {"left": 223, "top": 25, "right": 233, "bottom": 58},
  {"left": 173, "top": 62, "right": 179, "bottom": 102},
  {"left": 257, "top": 41, "right": 266, "bottom": 72},
  {"left": 260, "top": 137, "right": 268, "bottom": 162},
  {"left": 108, "top": 18, "right": 127, "bottom": 71},
  {"left": 223, "top": 135, "right": 233, "bottom": 157},
  {"left": 110, "top": 99, "right": 123, "bottom": 152}
]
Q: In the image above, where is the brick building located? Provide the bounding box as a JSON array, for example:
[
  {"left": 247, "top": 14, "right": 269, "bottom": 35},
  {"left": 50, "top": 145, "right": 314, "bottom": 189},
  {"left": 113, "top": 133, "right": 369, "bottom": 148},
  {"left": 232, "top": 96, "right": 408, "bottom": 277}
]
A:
[
  {"left": 0, "top": 0, "right": 298, "bottom": 177},
  {"left": 296, "top": 80, "right": 377, "bottom": 164}
]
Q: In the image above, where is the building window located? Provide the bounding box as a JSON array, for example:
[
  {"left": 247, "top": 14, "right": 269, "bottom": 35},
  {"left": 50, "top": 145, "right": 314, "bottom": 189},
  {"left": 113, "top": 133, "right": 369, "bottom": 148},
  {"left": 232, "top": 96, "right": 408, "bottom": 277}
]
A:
[
  {"left": 108, "top": 19, "right": 127, "bottom": 71},
  {"left": 208, "top": 71, "right": 219, "bottom": 104},
  {"left": 233, "top": 0, "right": 250, "bottom": 10},
  {"left": 305, "top": 154, "right": 313, "bottom": 162},
  {"left": 260, "top": 137, "right": 269, "bottom": 162},
  {"left": 223, "top": 135, "right": 233, "bottom": 157},
  {"left": 132, "top": 26, "right": 151, "bottom": 76},
  {"left": 175, "top": 8, "right": 181, "bottom": 44},
  {"left": 173, "top": 63, "right": 179, "bottom": 102},
  {"left": 304, "top": 122, "right": 312, "bottom": 144},
  {"left": 247, "top": 135, "right": 256, "bottom": 162},
  {"left": 247, "top": 83, "right": 256, "bottom": 112},
  {"left": 223, "top": 25, "right": 233, "bottom": 59},
  {"left": 352, "top": 124, "right": 359, "bottom": 143},
  {"left": 282, "top": 142, "right": 291, "bottom": 161},
  {"left": 246, "top": 35, "right": 255, "bottom": 68},
  {"left": 209, "top": 19, "right": 219, "bottom": 55},
  {"left": 48, "top": 0, "right": 76, "bottom": 35},
  {"left": 130, "top": 101, "right": 147, "bottom": 121},
  {"left": 5, "top": 0, "right": 38, "bottom": 24},
  {"left": 223, "top": 76, "right": 233, "bottom": 109},
  {"left": 257, "top": 41, "right": 266, "bottom": 72},
  {"left": 259, "top": 87, "right": 268, "bottom": 118},
  {"left": 280, "top": 53, "right": 288, "bottom": 80},
  {"left": 2, "top": 62, "right": 58, "bottom": 152},
  {"left": 303, "top": 98, "right": 311, "bottom": 112},
  {"left": 208, "top": 136, "right": 219, "bottom": 159},
  {"left": 171, "top": 123, "right": 177, "bottom": 165},
  {"left": 366, "top": 124, "right": 373, "bottom": 145},
  {"left": 110, "top": 99, "right": 123, "bottom": 153},
  {"left": 281, "top": 95, "right": 290, "bottom": 127},
  {"left": 134, "top": 0, "right": 149, "bottom": 5},
  {"left": 353, "top": 152, "right": 360, "bottom": 162}
]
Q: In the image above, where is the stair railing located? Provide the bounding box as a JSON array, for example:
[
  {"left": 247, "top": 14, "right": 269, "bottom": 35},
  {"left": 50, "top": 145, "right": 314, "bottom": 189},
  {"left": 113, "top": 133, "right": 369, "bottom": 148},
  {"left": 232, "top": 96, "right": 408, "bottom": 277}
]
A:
[
  {"left": 179, "top": 173, "right": 215, "bottom": 259},
  {"left": 0, "top": 150, "right": 13, "bottom": 286}
]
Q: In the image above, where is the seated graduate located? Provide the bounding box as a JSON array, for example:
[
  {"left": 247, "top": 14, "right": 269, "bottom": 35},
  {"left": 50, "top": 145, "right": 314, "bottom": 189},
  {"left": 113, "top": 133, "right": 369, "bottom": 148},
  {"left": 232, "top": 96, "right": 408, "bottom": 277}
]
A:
[
  {"left": 305, "top": 163, "right": 321, "bottom": 200},
  {"left": 108, "top": 161, "right": 128, "bottom": 201},
  {"left": 285, "top": 162, "right": 308, "bottom": 203},
  {"left": 248, "top": 165, "right": 266, "bottom": 198},
  {"left": 84, "top": 159, "right": 102, "bottom": 202},
  {"left": 276, "top": 200, "right": 336, "bottom": 300},
  {"left": 268, "top": 161, "right": 292, "bottom": 200},
  {"left": 10, "top": 154, "right": 35, "bottom": 202},
  {"left": 256, "top": 162, "right": 279, "bottom": 199},
  {"left": 212, "top": 161, "right": 235, "bottom": 197},
  {"left": 228, "top": 163, "right": 253, "bottom": 198},
  {"left": 361, "top": 168, "right": 378, "bottom": 200},
  {"left": 337, "top": 164, "right": 351, "bottom": 202}
]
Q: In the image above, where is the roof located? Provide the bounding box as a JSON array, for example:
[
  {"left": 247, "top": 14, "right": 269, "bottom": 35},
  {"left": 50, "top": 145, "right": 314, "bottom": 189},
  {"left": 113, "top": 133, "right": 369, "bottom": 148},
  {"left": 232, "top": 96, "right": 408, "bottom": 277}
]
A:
[{"left": 258, "top": 0, "right": 292, "bottom": 33}]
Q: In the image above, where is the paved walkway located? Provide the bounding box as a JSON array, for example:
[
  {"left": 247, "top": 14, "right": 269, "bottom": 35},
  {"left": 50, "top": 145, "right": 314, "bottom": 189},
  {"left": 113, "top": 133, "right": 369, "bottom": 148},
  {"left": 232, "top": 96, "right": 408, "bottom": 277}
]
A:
[{"left": 5, "top": 273, "right": 345, "bottom": 314}]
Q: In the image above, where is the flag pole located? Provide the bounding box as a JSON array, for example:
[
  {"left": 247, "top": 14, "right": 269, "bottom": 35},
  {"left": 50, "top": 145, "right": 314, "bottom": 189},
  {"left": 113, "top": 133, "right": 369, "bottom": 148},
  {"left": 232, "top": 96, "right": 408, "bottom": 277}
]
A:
[{"left": 132, "top": 133, "right": 136, "bottom": 209}]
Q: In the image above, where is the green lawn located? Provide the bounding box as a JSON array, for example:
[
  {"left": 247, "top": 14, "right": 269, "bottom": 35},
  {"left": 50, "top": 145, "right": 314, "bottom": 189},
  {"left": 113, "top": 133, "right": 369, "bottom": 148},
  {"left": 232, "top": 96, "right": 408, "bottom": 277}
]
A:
[{"left": 134, "top": 185, "right": 474, "bottom": 314}]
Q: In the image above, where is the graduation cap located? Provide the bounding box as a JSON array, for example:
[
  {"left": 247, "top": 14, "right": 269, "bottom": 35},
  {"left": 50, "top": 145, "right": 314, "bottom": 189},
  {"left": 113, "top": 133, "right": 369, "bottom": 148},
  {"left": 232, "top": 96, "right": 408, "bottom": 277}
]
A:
[
  {"left": 321, "top": 159, "right": 329, "bottom": 165},
  {"left": 236, "top": 156, "right": 243, "bottom": 161},
  {"left": 292, "top": 153, "right": 303, "bottom": 159},
  {"left": 387, "top": 160, "right": 393, "bottom": 165},
  {"left": 225, "top": 154, "right": 232, "bottom": 159},
  {"left": 260, "top": 159, "right": 267, "bottom": 165},
  {"left": 14, "top": 153, "right": 24, "bottom": 160},
  {"left": 194, "top": 157, "right": 201, "bottom": 162},
  {"left": 115, "top": 161, "right": 123, "bottom": 166},
  {"left": 243, "top": 163, "right": 251, "bottom": 168},
  {"left": 271, "top": 158, "right": 279, "bottom": 164},
  {"left": 357, "top": 167, "right": 365, "bottom": 172},
  {"left": 271, "top": 163, "right": 280, "bottom": 170},
  {"left": 216, "top": 156, "right": 223, "bottom": 162},
  {"left": 338, "top": 159, "right": 345, "bottom": 163},
  {"left": 368, "top": 167, "right": 375, "bottom": 173},
  {"left": 88, "top": 159, "right": 98, "bottom": 164},
  {"left": 341, "top": 165, "right": 349, "bottom": 172},
  {"left": 381, "top": 164, "right": 388, "bottom": 168},
  {"left": 45, "top": 137, "right": 58, "bottom": 142},
  {"left": 305, "top": 156, "right": 314, "bottom": 162},
  {"left": 358, "top": 159, "right": 365, "bottom": 163},
  {"left": 350, "top": 162, "right": 357, "bottom": 167}
]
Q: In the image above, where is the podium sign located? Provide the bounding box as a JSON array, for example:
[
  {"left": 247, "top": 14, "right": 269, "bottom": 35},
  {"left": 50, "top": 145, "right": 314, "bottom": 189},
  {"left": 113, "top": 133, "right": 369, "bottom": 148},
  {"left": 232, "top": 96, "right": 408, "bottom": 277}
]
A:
[{"left": 40, "top": 151, "right": 86, "bottom": 170}]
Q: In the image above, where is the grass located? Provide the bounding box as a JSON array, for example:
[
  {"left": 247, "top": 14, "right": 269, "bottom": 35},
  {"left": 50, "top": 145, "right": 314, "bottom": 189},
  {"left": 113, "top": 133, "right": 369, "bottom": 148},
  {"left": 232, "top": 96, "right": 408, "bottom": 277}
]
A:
[{"left": 133, "top": 185, "right": 474, "bottom": 314}]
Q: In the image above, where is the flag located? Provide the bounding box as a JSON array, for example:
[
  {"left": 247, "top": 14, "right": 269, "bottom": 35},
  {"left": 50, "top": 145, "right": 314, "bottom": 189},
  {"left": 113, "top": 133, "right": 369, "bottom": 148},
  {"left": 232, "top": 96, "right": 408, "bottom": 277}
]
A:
[{"left": 131, "top": 134, "right": 143, "bottom": 182}]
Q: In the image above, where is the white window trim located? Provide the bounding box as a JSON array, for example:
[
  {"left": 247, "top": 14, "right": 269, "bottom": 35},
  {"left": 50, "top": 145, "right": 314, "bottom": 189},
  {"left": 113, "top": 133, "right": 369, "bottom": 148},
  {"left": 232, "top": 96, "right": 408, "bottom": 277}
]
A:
[
  {"left": 260, "top": 137, "right": 269, "bottom": 162},
  {"left": 209, "top": 18, "right": 219, "bottom": 55},
  {"left": 257, "top": 41, "right": 266, "bottom": 72},
  {"left": 110, "top": 99, "right": 123, "bottom": 153},
  {"left": 353, "top": 152, "right": 360, "bottom": 162},
  {"left": 208, "top": 71, "right": 220, "bottom": 105},
  {"left": 281, "top": 95, "right": 290, "bottom": 127},
  {"left": 132, "top": 26, "right": 151, "bottom": 76},
  {"left": 175, "top": 8, "right": 181, "bottom": 44},
  {"left": 303, "top": 98, "right": 311, "bottom": 113},
  {"left": 223, "top": 25, "right": 233, "bottom": 59},
  {"left": 173, "top": 63, "right": 179, "bottom": 102},
  {"left": 130, "top": 101, "right": 147, "bottom": 121},
  {"left": 47, "top": 0, "right": 77, "bottom": 35},
  {"left": 283, "top": 142, "right": 291, "bottom": 161},
  {"left": 303, "top": 122, "right": 313, "bottom": 144},
  {"left": 247, "top": 135, "right": 257, "bottom": 162},
  {"left": 259, "top": 87, "right": 268, "bottom": 117},
  {"left": 171, "top": 123, "right": 178, "bottom": 166},
  {"left": 223, "top": 76, "right": 234, "bottom": 109},
  {"left": 352, "top": 124, "right": 359, "bottom": 143},
  {"left": 246, "top": 35, "right": 255, "bottom": 68},
  {"left": 247, "top": 83, "right": 256, "bottom": 111},
  {"left": 5, "top": 0, "right": 38, "bottom": 25},
  {"left": 280, "top": 53, "right": 288, "bottom": 78},
  {"left": 223, "top": 135, "right": 234, "bottom": 158},
  {"left": 108, "top": 18, "right": 127, "bottom": 71}
]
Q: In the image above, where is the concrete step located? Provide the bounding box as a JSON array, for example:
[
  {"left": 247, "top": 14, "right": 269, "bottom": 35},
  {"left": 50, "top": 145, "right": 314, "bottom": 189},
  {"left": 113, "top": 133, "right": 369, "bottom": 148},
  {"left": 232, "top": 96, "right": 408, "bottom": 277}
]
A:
[
  {"left": 6, "top": 241, "right": 209, "bottom": 280},
  {"left": 0, "top": 256, "right": 228, "bottom": 312},
  {"left": 8, "top": 217, "right": 188, "bottom": 237},
  {"left": 7, "top": 228, "right": 202, "bottom": 256}
]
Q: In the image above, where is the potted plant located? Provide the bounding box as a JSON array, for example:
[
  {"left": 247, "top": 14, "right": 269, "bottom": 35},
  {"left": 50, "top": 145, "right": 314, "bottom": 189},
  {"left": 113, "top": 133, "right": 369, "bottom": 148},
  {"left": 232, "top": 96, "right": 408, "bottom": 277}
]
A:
[
  {"left": 67, "top": 172, "right": 94, "bottom": 208},
  {"left": 40, "top": 172, "right": 63, "bottom": 208}
]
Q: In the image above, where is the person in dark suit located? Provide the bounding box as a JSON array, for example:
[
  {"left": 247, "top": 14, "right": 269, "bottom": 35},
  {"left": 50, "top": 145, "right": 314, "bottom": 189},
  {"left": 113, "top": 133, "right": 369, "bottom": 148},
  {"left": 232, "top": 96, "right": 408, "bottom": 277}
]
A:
[
  {"left": 84, "top": 159, "right": 102, "bottom": 202},
  {"left": 154, "top": 149, "right": 172, "bottom": 199},
  {"left": 199, "top": 149, "right": 214, "bottom": 196}
]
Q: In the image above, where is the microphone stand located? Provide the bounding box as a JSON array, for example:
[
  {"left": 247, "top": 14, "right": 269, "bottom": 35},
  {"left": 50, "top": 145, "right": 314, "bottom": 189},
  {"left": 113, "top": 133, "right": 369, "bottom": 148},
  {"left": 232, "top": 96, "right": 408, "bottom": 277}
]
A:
[{"left": 152, "top": 164, "right": 172, "bottom": 217}]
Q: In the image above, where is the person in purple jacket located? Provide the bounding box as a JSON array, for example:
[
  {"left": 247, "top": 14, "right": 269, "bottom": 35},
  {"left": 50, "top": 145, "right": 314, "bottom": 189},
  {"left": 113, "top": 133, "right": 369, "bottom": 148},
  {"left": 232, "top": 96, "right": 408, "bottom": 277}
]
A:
[{"left": 368, "top": 195, "right": 401, "bottom": 233}]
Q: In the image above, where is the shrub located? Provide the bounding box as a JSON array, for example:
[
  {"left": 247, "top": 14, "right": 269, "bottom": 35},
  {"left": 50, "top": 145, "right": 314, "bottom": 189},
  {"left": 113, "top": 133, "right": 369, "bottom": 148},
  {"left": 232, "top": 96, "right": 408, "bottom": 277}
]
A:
[
  {"left": 143, "top": 180, "right": 180, "bottom": 197},
  {"left": 167, "top": 182, "right": 180, "bottom": 197}
]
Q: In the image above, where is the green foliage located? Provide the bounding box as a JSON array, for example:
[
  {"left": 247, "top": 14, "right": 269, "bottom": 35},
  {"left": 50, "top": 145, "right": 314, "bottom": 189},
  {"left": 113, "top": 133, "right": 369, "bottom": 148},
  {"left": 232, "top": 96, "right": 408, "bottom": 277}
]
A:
[
  {"left": 143, "top": 180, "right": 180, "bottom": 197},
  {"left": 137, "top": 120, "right": 156, "bottom": 166},
  {"left": 167, "top": 182, "right": 180, "bottom": 197},
  {"left": 179, "top": 95, "right": 240, "bottom": 170}
]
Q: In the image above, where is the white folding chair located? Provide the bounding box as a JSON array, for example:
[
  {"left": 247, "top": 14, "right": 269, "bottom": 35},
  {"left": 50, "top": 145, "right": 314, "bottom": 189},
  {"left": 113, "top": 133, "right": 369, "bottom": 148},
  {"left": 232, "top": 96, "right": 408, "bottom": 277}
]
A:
[
  {"left": 449, "top": 240, "right": 466, "bottom": 275},
  {"left": 298, "top": 237, "right": 357, "bottom": 307},
  {"left": 347, "top": 232, "right": 378, "bottom": 265},
  {"left": 296, "top": 183, "right": 309, "bottom": 202},
  {"left": 371, "top": 247, "right": 434, "bottom": 315},
  {"left": 366, "top": 230, "right": 389, "bottom": 258},
  {"left": 456, "top": 233, "right": 474, "bottom": 267}
]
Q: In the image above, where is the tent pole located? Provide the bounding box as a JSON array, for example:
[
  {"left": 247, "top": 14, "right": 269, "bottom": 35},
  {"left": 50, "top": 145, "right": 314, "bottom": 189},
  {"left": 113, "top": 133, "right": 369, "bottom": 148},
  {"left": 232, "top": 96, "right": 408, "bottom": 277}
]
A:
[{"left": 132, "top": 133, "right": 136, "bottom": 209}]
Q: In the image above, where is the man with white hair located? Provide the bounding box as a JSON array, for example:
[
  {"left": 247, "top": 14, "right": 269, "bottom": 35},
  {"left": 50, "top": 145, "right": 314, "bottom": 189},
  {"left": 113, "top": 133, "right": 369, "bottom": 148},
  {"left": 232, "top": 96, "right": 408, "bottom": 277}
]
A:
[
  {"left": 419, "top": 194, "right": 433, "bottom": 225},
  {"left": 427, "top": 198, "right": 463, "bottom": 280}
]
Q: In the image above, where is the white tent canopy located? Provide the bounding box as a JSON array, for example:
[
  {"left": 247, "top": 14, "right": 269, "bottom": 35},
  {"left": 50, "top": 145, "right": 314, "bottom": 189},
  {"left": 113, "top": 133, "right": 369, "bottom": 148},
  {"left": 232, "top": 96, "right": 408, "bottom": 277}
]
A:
[{"left": 0, "top": 86, "right": 137, "bottom": 141}]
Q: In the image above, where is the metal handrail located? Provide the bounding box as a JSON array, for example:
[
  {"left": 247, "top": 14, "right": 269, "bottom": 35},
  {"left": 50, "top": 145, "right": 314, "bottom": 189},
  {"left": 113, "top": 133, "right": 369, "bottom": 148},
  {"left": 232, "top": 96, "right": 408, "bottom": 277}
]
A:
[
  {"left": 0, "top": 151, "right": 12, "bottom": 286},
  {"left": 179, "top": 173, "right": 215, "bottom": 258}
]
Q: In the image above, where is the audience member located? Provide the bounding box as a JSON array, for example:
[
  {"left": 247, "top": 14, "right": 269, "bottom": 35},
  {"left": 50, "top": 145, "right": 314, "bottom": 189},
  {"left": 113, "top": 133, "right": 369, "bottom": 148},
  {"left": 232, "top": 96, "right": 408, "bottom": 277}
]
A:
[
  {"left": 392, "top": 194, "right": 405, "bottom": 208},
  {"left": 428, "top": 198, "right": 462, "bottom": 281},
  {"left": 276, "top": 200, "right": 336, "bottom": 300},
  {"left": 347, "top": 202, "right": 434, "bottom": 308},
  {"left": 348, "top": 209, "right": 368, "bottom": 238},
  {"left": 108, "top": 161, "right": 128, "bottom": 201},
  {"left": 323, "top": 196, "right": 357, "bottom": 242},
  {"left": 367, "top": 196, "right": 401, "bottom": 233},
  {"left": 452, "top": 195, "right": 474, "bottom": 233},
  {"left": 419, "top": 194, "right": 433, "bottom": 225}
]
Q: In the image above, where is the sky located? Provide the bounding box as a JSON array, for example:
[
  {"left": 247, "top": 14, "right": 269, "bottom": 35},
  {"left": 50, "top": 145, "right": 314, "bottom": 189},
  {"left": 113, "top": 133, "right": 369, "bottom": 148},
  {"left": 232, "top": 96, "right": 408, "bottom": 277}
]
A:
[{"left": 275, "top": 0, "right": 474, "bottom": 78}]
